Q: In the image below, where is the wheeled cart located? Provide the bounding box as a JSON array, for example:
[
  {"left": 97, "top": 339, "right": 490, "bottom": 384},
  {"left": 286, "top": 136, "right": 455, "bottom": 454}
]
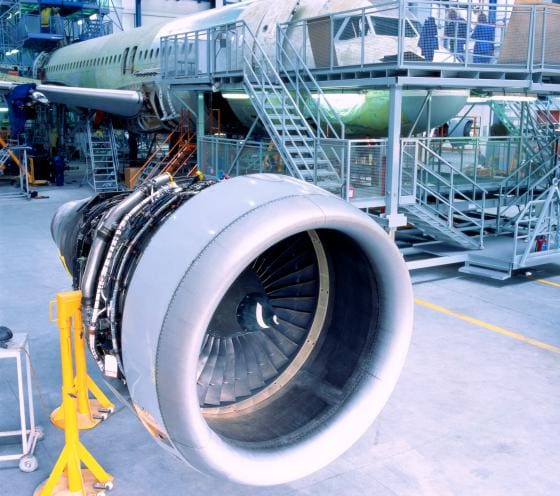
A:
[{"left": 0, "top": 333, "right": 42, "bottom": 472}]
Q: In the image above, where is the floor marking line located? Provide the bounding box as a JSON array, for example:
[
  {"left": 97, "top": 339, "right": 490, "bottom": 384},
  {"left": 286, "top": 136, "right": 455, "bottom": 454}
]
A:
[
  {"left": 414, "top": 298, "right": 560, "bottom": 354},
  {"left": 531, "top": 277, "right": 560, "bottom": 289}
]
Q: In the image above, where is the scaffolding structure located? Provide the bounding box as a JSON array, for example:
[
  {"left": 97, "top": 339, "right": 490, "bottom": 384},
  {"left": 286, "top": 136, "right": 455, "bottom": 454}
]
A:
[
  {"left": 160, "top": 0, "right": 560, "bottom": 278},
  {"left": 0, "top": 0, "right": 113, "bottom": 74}
]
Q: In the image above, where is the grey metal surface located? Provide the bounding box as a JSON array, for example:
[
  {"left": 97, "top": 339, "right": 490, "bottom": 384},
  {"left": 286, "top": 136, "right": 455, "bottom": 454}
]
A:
[
  {"left": 25, "top": 83, "right": 142, "bottom": 118},
  {"left": 0, "top": 83, "right": 141, "bottom": 118}
]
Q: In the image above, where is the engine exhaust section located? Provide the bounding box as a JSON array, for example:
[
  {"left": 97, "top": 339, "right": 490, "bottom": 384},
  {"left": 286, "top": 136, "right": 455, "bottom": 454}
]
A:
[{"left": 51, "top": 174, "right": 413, "bottom": 486}]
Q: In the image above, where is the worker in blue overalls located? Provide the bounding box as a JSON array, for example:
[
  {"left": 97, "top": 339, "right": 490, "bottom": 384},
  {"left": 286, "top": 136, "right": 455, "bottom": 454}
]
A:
[
  {"left": 52, "top": 148, "right": 65, "bottom": 186},
  {"left": 472, "top": 13, "right": 495, "bottom": 63}
]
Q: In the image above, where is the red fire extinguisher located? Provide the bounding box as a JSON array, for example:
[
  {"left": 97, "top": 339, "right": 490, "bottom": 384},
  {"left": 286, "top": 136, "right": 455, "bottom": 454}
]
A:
[{"left": 536, "top": 236, "right": 548, "bottom": 252}]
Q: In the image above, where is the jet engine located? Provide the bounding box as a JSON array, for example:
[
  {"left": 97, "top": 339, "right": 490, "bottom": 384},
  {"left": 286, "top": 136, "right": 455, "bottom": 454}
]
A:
[{"left": 51, "top": 173, "right": 413, "bottom": 486}]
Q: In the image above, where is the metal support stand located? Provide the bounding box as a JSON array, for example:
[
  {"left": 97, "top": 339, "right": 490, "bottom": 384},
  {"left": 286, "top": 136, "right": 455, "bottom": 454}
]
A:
[
  {"left": 0, "top": 137, "right": 31, "bottom": 200},
  {"left": 35, "top": 291, "right": 114, "bottom": 496},
  {"left": 48, "top": 296, "right": 114, "bottom": 431},
  {"left": 0, "top": 333, "right": 42, "bottom": 472}
]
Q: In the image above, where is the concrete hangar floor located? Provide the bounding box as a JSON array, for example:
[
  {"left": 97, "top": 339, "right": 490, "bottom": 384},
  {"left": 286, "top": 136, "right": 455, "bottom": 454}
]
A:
[{"left": 0, "top": 179, "right": 559, "bottom": 496}]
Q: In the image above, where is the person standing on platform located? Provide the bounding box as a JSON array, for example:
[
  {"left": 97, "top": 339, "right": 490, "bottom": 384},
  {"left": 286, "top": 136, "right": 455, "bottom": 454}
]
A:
[
  {"left": 40, "top": 7, "right": 52, "bottom": 33},
  {"left": 472, "top": 12, "right": 495, "bottom": 63},
  {"left": 444, "top": 9, "right": 467, "bottom": 62},
  {"left": 419, "top": 17, "right": 439, "bottom": 62}
]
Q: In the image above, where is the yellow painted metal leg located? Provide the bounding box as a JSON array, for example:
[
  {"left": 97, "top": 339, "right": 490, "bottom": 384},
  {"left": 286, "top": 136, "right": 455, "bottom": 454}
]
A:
[
  {"left": 38, "top": 446, "right": 69, "bottom": 496},
  {"left": 78, "top": 442, "right": 113, "bottom": 483},
  {"left": 51, "top": 294, "right": 114, "bottom": 431},
  {"left": 87, "top": 376, "right": 114, "bottom": 409},
  {"left": 36, "top": 291, "right": 114, "bottom": 496}
]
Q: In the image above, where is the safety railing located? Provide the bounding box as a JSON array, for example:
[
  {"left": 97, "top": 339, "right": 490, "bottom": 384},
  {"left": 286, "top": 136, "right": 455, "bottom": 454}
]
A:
[
  {"left": 160, "top": 21, "right": 344, "bottom": 187},
  {"left": 496, "top": 135, "right": 560, "bottom": 232},
  {"left": 15, "top": 14, "right": 65, "bottom": 39},
  {"left": 277, "top": 0, "right": 560, "bottom": 74},
  {"left": 276, "top": 25, "right": 345, "bottom": 140},
  {"left": 406, "top": 136, "right": 532, "bottom": 189},
  {"left": 132, "top": 112, "right": 196, "bottom": 186},
  {"left": 199, "top": 136, "right": 278, "bottom": 179},
  {"left": 344, "top": 139, "right": 388, "bottom": 202},
  {"left": 160, "top": 29, "right": 210, "bottom": 79},
  {"left": 512, "top": 181, "right": 560, "bottom": 266},
  {"left": 401, "top": 138, "right": 488, "bottom": 243},
  {"left": 490, "top": 99, "right": 558, "bottom": 156},
  {"left": 239, "top": 24, "right": 321, "bottom": 181},
  {"left": 198, "top": 135, "right": 392, "bottom": 203},
  {"left": 499, "top": 136, "right": 559, "bottom": 196}
]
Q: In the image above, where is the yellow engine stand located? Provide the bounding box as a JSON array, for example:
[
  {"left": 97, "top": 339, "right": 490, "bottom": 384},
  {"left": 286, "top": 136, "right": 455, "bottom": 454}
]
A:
[
  {"left": 35, "top": 291, "right": 114, "bottom": 496},
  {"left": 48, "top": 294, "right": 114, "bottom": 431}
]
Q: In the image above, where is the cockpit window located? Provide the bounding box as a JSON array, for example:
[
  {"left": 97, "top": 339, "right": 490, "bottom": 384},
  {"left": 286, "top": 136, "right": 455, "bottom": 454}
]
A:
[
  {"left": 333, "top": 15, "right": 420, "bottom": 40},
  {"left": 334, "top": 16, "right": 370, "bottom": 41}
]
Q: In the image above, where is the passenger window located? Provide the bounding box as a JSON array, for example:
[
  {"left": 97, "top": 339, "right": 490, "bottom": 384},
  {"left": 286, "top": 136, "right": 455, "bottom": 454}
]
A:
[
  {"left": 122, "top": 47, "right": 129, "bottom": 75},
  {"left": 130, "top": 46, "right": 138, "bottom": 73}
]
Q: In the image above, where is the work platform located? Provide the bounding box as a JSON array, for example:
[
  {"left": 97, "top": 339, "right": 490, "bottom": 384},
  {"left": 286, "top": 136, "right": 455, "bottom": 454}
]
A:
[
  {"left": 0, "top": 0, "right": 113, "bottom": 70},
  {"left": 158, "top": 0, "right": 560, "bottom": 278},
  {"left": 160, "top": 0, "right": 560, "bottom": 93}
]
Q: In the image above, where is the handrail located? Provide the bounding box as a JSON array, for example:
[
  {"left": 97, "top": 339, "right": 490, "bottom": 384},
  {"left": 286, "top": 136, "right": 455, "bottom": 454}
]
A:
[
  {"left": 130, "top": 130, "right": 176, "bottom": 185},
  {"left": 144, "top": 131, "right": 196, "bottom": 182},
  {"left": 413, "top": 139, "right": 489, "bottom": 193},
  {"left": 416, "top": 180, "right": 484, "bottom": 230},
  {"left": 498, "top": 164, "right": 559, "bottom": 231},
  {"left": 235, "top": 21, "right": 336, "bottom": 180},
  {"left": 499, "top": 135, "right": 558, "bottom": 194},
  {"left": 242, "top": 55, "right": 314, "bottom": 178},
  {"left": 164, "top": 141, "right": 197, "bottom": 177},
  {"left": 512, "top": 185, "right": 560, "bottom": 265},
  {"left": 276, "top": 25, "right": 345, "bottom": 140},
  {"left": 405, "top": 149, "right": 487, "bottom": 219},
  {"left": 402, "top": 144, "right": 487, "bottom": 245},
  {"left": 110, "top": 122, "right": 120, "bottom": 177}
]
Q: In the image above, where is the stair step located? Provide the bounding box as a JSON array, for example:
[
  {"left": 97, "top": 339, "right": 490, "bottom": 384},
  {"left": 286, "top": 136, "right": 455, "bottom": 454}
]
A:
[
  {"left": 458, "top": 263, "right": 511, "bottom": 280},
  {"left": 314, "top": 179, "right": 343, "bottom": 189},
  {"left": 404, "top": 205, "right": 480, "bottom": 249},
  {"left": 278, "top": 125, "right": 308, "bottom": 132},
  {"left": 300, "top": 169, "right": 338, "bottom": 178},
  {"left": 292, "top": 158, "right": 331, "bottom": 166},
  {"left": 286, "top": 146, "right": 314, "bottom": 154}
]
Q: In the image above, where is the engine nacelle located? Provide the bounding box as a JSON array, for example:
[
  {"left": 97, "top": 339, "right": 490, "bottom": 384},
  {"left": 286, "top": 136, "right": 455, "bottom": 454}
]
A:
[{"left": 51, "top": 174, "right": 413, "bottom": 486}]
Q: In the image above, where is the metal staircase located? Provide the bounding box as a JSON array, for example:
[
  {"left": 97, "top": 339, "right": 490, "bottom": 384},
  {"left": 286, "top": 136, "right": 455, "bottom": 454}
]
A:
[
  {"left": 403, "top": 204, "right": 481, "bottom": 249},
  {"left": 85, "top": 121, "right": 120, "bottom": 192},
  {"left": 132, "top": 116, "right": 196, "bottom": 187},
  {"left": 490, "top": 100, "right": 557, "bottom": 159},
  {"left": 496, "top": 135, "right": 560, "bottom": 233},
  {"left": 512, "top": 180, "right": 560, "bottom": 268},
  {"left": 216, "top": 22, "right": 343, "bottom": 193},
  {"left": 401, "top": 140, "right": 488, "bottom": 249}
]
